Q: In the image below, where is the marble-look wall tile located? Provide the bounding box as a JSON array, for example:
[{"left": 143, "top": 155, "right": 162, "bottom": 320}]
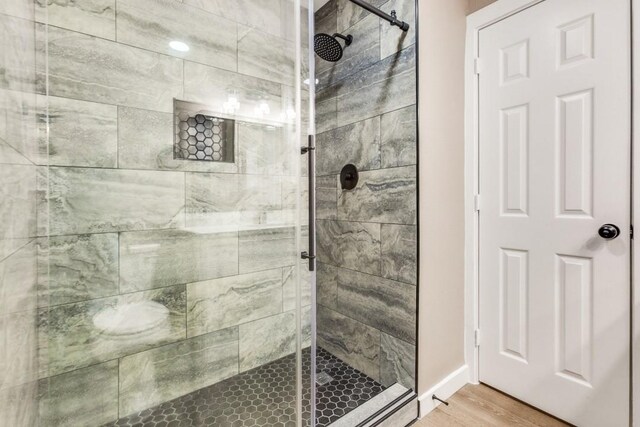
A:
[
  {"left": 45, "top": 96, "right": 118, "bottom": 168},
  {"left": 119, "top": 327, "right": 239, "bottom": 416},
  {"left": 0, "top": 140, "right": 32, "bottom": 166},
  {"left": 317, "top": 305, "right": 380, "bottom": 381},
  {"left": 117, "top": 107, "right": 238, "bottom": 173},
  {"left": 239, "top": 311, "right": 295, "bottom": 372},
  {"left": 336, "top": 0, "right": 386, "bottom": 33},
  {"left": 316, "top": 175, "right": 338, "bottom": 220},
  {"left": 117, "top": 0, "right": 237, "bottom": 72},
  {"left": 283, "top": 262, "right": 312, "bottom": 312},
  {"left": 337, "top": 268, "right": 416, "bottom": 344},
  {"left": 0, "top": 309, "right": 38, "bottom": 389},
  {"left": 239, "top": 227, "right": 297, "bottom": 273},
  {"left": 41, "top": 26, "right": 183, "bottom": 113},
  {"left": 238, "top": 26, "right": 294, "bottom": 85},
  {"left": 316, "top": 116, "right": 380, "bottom": 175},
  {"left": 380, "top": 333, "right": 415, "bottom": 389},
  {"left": 316, "top": 220, "right": 381, "bottom": 275},
  {"left": 183, "top": 0, "right": 284, "bottom": 39},
  {"left": 237, "top": 122, "right": 291, "bottom": 176},
  {"left": 0, "top": 0, "right": 34, "bottom": 20},
  {"left": 317, "top": 262, "right": 338, "bottom": 310},
  {"left": 41, "top": 167, "right": 185, "bottom": 236},
  {"left": 37, "top": 233, "right": 119, "bottom": 307},
  {"left": 0, "top": 16, "right": 37, "bottom": 94},
  {"left": 317, "top": 13, "right": 379, "bottom": 90},
  {"left": 35, "top": 0, "right": 116, "bottom": 40},
  {"left": 0, "top": 88, "right": 39, "bottom": 164},
  {"left": 314, "top": 0, "right": 337, "bottom": 78},
  {"left": 380, "top": 0, "right": 416, "bottom": 59},
  {"left": 380, "top": 105, "right": 417, "bottom": 168},
  {"left": 316, "top": 88, "right": 337, "bottom": 134},
  {"left": 119, "top": 229, "right": 238, "bottom": 293},
  {"left": 187, "top": 269, "right": 282, "bottom": 337},
  {"left": 38, "top": 360, "right": 118, "bottom": 427},
  {"left": 381, "top": 224, "right": 417, "bottom": 285},
  {"left": 0, "top": 164, "right": 36, "bottom": 246},
  {"left": 337, "top": 165, "right": 416, "bottom": 224},
  {"left": 336, "top": 46, "right": 416, "bottom": 127},
  {"left": 0, "top": 381, "right": 38, "bottom": 427},
  {"left": 38, "top": 285, "right": 186, "bottom": 377},
  {"left": 184, "top": 61, "right": 284, "bottom": 124},
  {"left": 186, "top": 173, "right": 282, "bottom": 227},
  {"left": 0, "top": 242, "right": 37, "bottom": 316}
]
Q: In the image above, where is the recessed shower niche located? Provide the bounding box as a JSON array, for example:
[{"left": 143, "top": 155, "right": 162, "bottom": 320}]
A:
[{"left": 174, "top": 100, "right": 235, "bottom": 162}]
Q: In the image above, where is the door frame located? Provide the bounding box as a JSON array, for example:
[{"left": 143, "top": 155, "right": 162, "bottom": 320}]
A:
[{"left": 463, "top": 0, "right": 637, "bottom": 422}]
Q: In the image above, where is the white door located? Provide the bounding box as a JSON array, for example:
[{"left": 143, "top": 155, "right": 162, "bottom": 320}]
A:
[{"left": 478, "top": 0, "right": 631, "bottom": 425}]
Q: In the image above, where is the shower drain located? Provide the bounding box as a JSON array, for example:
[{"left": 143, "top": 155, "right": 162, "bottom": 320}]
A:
[{"left": 316, "top": 371, "right": 334, "bottom": 386}]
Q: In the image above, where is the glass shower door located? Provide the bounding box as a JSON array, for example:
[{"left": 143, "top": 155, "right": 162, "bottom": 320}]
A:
[{"left": 0, "top": 0, "right": 314, "bottom": 425}]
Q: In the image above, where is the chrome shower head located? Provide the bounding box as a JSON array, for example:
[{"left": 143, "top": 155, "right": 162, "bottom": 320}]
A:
[{"left": 314, "top": 33, "right": 353, "bottom": 62}]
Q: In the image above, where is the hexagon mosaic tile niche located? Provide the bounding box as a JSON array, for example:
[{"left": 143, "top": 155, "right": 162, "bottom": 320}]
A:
[{"left": 174, "top": 101, "right": 235, "bottom": 162}]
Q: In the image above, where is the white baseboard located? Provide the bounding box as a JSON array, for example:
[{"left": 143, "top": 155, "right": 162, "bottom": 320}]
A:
[{"left": 417, "top": 365, "right": 470, "bottom": 418}]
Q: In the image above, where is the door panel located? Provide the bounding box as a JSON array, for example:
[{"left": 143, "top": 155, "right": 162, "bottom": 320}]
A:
[{"left": 478, "top": 1, "right": 631, "bottom": 425}]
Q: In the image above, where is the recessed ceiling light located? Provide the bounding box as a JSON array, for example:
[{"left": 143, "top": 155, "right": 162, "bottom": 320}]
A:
[{"left": 169, "top": 41, "right": 190, "bottom": 52}]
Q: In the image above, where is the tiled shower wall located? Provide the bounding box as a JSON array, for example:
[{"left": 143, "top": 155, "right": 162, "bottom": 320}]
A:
[
  {"left": 2, "top": 0, "right": 311, "bottom": 425},
  {"left": 314, "top": 0, "right": 418, "bottom": 390}
]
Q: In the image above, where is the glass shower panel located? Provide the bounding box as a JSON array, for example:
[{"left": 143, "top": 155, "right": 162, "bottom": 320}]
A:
[{"left": 0, "top": 0, "right": 313, "bottom": 425}]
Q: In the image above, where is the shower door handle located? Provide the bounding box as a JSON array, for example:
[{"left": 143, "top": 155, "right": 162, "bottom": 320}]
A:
[{"left": 302, "top": 135, "right": 316, "bottom": 272}]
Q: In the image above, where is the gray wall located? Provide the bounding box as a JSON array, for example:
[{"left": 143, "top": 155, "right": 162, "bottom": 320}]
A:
[
  {"left": 314, "top": 0, "right": 417, "bottom": 390},
  {"left": 2, "top": 0, "right": 311, "bottom": 424}
]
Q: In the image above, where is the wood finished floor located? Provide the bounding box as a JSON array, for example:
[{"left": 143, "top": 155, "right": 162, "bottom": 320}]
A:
[{"left": 415, "top": 384, "right": 571, "bottom": 427}]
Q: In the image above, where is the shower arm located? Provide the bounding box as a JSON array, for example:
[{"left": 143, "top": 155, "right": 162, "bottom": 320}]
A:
[{"left": 348, "top": 0, "right": 410, "bottom": 32}]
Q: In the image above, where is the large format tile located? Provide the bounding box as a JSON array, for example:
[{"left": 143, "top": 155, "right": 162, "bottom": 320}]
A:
[
  {"left": 0, "top": 0, "right": 34, "bottom": 20},
  {"left": 0, "top": 15, "right": 37, "bottom": 94},
  {"left": 336, "top": 0, "right": 386, "bottom": 32},
  {"left": 337, "top": 268, "right": 416, "bottom": 344},
  {"left": 336, "top": 45, "right": 416, "bottom": 127},
  {"left": 0, "top": 88, "right": 39, "bottom": 164},
  {"left": 35, "top": 0, "right": 116, "bottom": 40},
  {"left": 238, "top": 227, "right": 297, "bottom": 273},
  {"left": 119, "top": 229, "right": 238, "bottom": 293},
  {"left": 38, "top": 285, "right": 186, "bottom": 377},
  {"left": 380, "top": 333, "right": 415, "bottom": 389},
  {"left": 41, "top": 167, "right": 185, "bottom": 236},
  {"left": 38, "top": 361, "right": 118, "bottom": 427},
  {"left": 0, "top": 309, "right": 38, "bottom": 389},
  {"left": 283, "top": 262, "right": 312, "bottom": 312},
  {"left": 117, "top": 107, "right": 238, "bottom": 173},
  {"left": 37, "top": 233, "right": 119, "bottom": 307},
  {"left": 45, "top": 96, "right": 118, "bottom": 168},
  {"left": 381, "top": 224, "right": 417, "bottom": 285},
  {"left": 0, "top": 381, "right": 38, "bottom": 427},
  {"left": 187, "top": 269, "right": 282, "bottom": 337},
  {"left": 317, "top": 262, "right": 338, "bottom": 310},
  {"left": 380, "top": 0, "right": 416, "bottom": 59},
  {"left": 337, "top": 165, "right": 416, "bottom": 225},
  {"left": 316, "top": 116, "right": 381, "bottom": 175},
  {"left": 119, "top": 327, "right": 239, "bottom": 416},
  {"left": 186, "top": 173, "right": 282, "bottom": 227},
  {"left": 316, "top": 220, "right": 381, "bottom": 275},
  {"left": 317, "top": 305, "right": 380, "bottom": 381},
  {"left": 238, "top": 26, "right": 294, "bottom": 85},
  {"left": 0, "top": 164, "right": 36, "bottom": 248},
  {"left": 316, "top": 175, "right": 338, "bottom": 220},
  {"left": 41, "top": 26, "right": 183, "bottom": 113},
  {"left": 117, "top": 0, "right": 236, "bottom": 71},
  {"left": 316, "top": 87, "right": 337, "bottom": 134},
  {"left": 184, "top": 0, "right": 284, "bottom": 39},
  {"left": 184, "top": 61, "right": 284, "bottom": 123},
  {"left": 239, "top": 311, "right": 296, "bottom": 372},
  {"left": 380, "top": 105, "right": 417, "bottom": 168},
  {"left": 0, "top": 241, "right": 37, "bottom": 316},
  {"left": 317, "top": 13, "right": 379, "bottom": 90},
  {"left": 237, "top": 121, "right": 292, "bottom": 176}
]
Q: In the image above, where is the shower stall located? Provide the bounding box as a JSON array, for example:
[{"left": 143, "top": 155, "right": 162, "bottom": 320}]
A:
[{"left": 0, "top": 0, "right": 418, "bottom": 425}]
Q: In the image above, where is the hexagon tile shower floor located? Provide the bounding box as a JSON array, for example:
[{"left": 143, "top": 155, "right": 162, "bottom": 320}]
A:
[{"left": 107, "top": 348, "right": 385, "bottom": 427}]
